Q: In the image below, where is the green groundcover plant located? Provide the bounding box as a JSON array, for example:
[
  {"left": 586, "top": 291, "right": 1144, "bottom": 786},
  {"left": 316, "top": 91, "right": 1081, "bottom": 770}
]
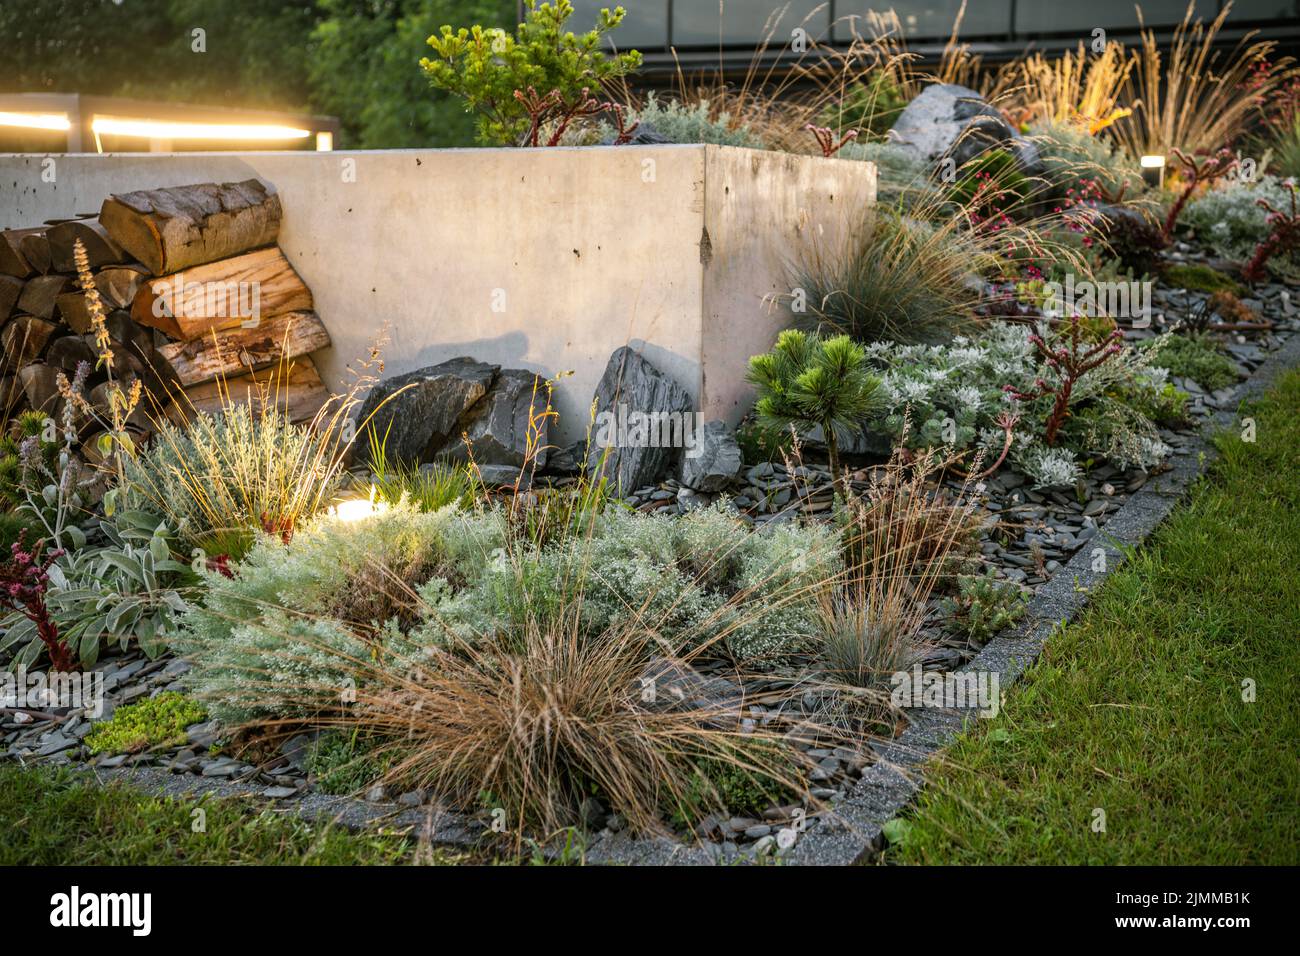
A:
[
  {"left": 174, "top": 499, "right": 839, "bottom": 724},
  {"left": 1182, "top": 174, "right": 1300, "bottom": 280},
  {"left": 864, "top": 321, "right": 1178, "bottom": 487},
  {"left": 85, "top": 692, "right": 207, "bottom": 755}
]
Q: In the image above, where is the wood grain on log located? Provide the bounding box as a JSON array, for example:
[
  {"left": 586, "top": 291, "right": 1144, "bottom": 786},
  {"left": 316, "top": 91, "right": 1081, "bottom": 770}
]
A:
[
  {"left": 0, "top": 275, "right": 22, "bottom": 320},
  {"left": 99, "top": 179, "right": 282, "bottom": 275},
  {"left": 18, "top": 363, "right": 61, "bottom": 414},
  {"left": 131, "top": 246, "right": 312, "bottom": 339},
  {"left": 47, "top": 218, "right": 127, "bottom": 272},
  {"left": 94, "top": 263, "right": 149, "bottom": 310},
  {"left": 155, "top": 309, "right": 330, "bottom": 387},
  {"left": 3, "top": 315, "right": 58, "bottom": 367},
  {"left": 166, "top": 355, "right": 330, "bottom": 425},
  {"left": 0, "top": 228, "right": 43, "bottom": 278},
  {"left": 16, "top": 274, "right": 74, "bottom": 320},
  {"left": 17, "top": 232, "right": 52, "bottom": 275}
]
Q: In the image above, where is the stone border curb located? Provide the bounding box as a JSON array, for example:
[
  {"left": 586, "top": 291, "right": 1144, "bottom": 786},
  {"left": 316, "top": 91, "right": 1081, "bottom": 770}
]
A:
[{"left": 42, "top": 331, "right": 1300, "bottom": 867}]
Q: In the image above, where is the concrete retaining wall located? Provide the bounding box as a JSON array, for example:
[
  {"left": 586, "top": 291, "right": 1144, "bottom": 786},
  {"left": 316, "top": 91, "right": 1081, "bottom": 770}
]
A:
[{"left": 0, "top": 146, "right": 875, "bottom": 443}]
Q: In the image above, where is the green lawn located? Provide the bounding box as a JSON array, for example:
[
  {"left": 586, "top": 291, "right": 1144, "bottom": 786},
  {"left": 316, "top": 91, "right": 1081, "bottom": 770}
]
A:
[
  {"left": 0, "top": 764, "right": 445, "bottom": 865},
  {"left": 890, "top": 369, "right": 1300, "bottom": 865}
]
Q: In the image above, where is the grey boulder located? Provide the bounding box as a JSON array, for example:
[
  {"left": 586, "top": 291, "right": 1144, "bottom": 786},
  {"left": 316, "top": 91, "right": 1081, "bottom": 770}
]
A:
[
  {"left": 446, "top": 368, "right": 548, "bottom": 470},
  {"left": 679, "top": 419, "right": 742, "bottom": 492},
  {"left": 585, "top": 346, "right": 695, "bottom": 494},
  {"left": 356, "top": 358, "right": 499, "bottom": 464},
  {"left": 889, "top": 83, "right": 1042, "bottom": 177}
]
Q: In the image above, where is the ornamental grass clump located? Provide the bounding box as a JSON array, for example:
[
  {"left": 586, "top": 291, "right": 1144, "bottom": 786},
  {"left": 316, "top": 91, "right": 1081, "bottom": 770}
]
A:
[
  {"left": 174, "top": 498, "right": 849, "bottom": 843},
  {"left": 817, "top": 445, "right": 982, "bottom": 724},
  {"left": 333, "top": 614, "right": 809, "bottom": 842}
]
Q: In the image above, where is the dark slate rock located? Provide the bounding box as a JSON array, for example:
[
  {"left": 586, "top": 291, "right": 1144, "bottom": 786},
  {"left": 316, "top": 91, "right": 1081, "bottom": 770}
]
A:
[
  {"left": 679, "top": 419, "right": 742, "bottom": 492},
  {"left": 889, "top": 83, "right": 1042, "bottom": 177},
  {"left": 357, "top": 358, "right": 499, "bottom": 464},
  {"left": 445, "top": 368, "right": 548, "bottom": 469},
  {"left": 585, "top": 346, "right": 695, "bottom": 494}
]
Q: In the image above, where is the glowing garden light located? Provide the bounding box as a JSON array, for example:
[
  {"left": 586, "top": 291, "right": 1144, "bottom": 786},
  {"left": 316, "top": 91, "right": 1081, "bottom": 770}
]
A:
[
  {"left": 90, "top": 117, "right": 312, "bottom": 141},
  {"left": 329, "top": 487, "right": 389, "bottom": 523},
  {"left": 1141, "top": 154, "right": 1166, "bottom": 188},
  {"left": 0, "top": 111, "right": 72, "bottom": 131}
]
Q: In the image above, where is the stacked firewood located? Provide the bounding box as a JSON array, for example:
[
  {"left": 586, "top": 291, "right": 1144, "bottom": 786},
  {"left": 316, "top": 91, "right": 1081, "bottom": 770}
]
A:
[{"left": 0, "top": 178, "right": 332, "bottom": 459}]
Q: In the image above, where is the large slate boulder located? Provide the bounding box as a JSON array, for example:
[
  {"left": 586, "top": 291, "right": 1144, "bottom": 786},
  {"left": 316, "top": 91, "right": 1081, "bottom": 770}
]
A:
[
  {"left": 586, "top": 346, "right": 695, "bottom": 494},
  {"left": 446, "top": 368, "right": 549, "bottom": 470},
  {"left": 889, "top": 83, "right": 1042, "bottom": 177},
  {"left": 356, "top": 357, "right": 498, "bottom": 464},
  {"left": 679, "top": 419, "right": 742, "bottom": 492}
]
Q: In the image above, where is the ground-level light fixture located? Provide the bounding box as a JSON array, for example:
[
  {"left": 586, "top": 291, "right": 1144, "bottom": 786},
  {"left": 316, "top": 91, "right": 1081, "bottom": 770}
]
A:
[
  {"left": 1141, "top": 154, "right": 1166, "bottom": 188},
  {"left": 329, "top": 488, "right": 389, "bottom": 523}
]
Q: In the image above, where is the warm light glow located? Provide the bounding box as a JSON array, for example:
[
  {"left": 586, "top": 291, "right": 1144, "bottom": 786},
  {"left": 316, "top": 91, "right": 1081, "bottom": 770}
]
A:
[
  {"left": 1140, "top": 155, "right": 1166, "bottom": 169},
  {"left": 0, "top": 111, "right": 72, "bottom": 132},
  {"left": 315, "top": 131, "right": 334, "bottom": 151},
  {"left": 90, "top": 116, "right": 312, "bottom": 141},
  {"left": 330, "top": 493, "right": 389, "bottom": 523}
]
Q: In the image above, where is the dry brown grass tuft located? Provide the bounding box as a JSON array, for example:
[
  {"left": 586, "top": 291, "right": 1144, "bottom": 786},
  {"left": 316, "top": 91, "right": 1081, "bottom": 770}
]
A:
[
  {"left": 822, "top": 444, "right": 983, "bottom": 698},
  {"left": 1112, "top": 2, "right": 1298, "bottom": 159}
]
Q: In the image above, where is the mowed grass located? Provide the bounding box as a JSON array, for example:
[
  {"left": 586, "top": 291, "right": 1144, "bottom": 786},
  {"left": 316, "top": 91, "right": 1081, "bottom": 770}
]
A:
[
  {"left": 891, "top": 369, "right": 1300, "bottom": 865},
  {"left": 0, "top": 764, "right": 444, "bottom": 865}
]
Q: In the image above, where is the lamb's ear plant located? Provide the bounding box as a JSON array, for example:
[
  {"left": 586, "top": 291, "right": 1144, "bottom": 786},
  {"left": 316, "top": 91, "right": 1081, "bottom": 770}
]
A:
[{"left": 746, "top": 330, "right": 883, "bottom": 494}]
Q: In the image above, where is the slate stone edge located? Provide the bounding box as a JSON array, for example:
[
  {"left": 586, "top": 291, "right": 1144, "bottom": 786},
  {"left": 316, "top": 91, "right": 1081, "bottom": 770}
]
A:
[{"left": 44, "top": 333, "right": 1300, "bottom": 868}]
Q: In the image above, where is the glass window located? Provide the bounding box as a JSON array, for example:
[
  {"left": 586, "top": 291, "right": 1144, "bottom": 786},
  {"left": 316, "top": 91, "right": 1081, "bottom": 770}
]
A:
[
  {"left": 1014, "top": 1, "right": 1218, "bottom": 34},
  {"left": 1222, "top": 0, "right": 1300, "bottom": 19},
  {"left": 671, "top": 1, "right": 832, "bottom": 46},
  {"left": 834, "top": 2, "right": 1011, "bottom": 42},
  {"left": 567, "top": 0, "right": 669, "bottom": 48}
]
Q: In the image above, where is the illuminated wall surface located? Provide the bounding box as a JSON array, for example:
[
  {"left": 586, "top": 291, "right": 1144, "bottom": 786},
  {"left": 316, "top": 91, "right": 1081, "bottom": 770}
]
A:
[{"left": 567, "top": 1, "right": 1296, "bottom": 47}]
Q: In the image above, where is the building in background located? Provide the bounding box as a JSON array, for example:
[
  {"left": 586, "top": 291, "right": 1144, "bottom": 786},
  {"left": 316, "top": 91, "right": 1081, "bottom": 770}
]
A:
[{"left": 551, "top": 1, "right": 1300, "bottom": 79}]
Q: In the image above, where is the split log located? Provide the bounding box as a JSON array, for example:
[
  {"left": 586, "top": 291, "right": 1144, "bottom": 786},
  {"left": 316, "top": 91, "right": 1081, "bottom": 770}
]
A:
[
  {"left": 0, "top": 275, "right": 22, "bottom": 320},
  {"left": 17, "top": 364, "right": 62, "bottom": 415},
  {"left": 46, "top": 334, "right": 98, "bottom": 372},
  {"left": 0, "top": 375, "right": 24, "bottom": 413},
  {"left": 166, "top": 355, "right": 329, "bottom": 425},
  {"left": 0, "top": 227, "right": 44, "bottom": 278},
  {"left": 131, "top": 246, "right": 312, "bottom": 339},
  {"left": 47, "top": 217, "right": 127, "bottom": 272},
  {"left": 17, "top": 274, "right": 74, "bottom": 320},
  {"left": 3, "top": 315, "right": 58, "bottom": 367},
  {"left": 155, "top": 309, "right": 330, "bottom": 387},
  {"left": 55, "top": 291, "right": 94, "bottom": 334},
  {"left": 94, "top": 263, "right": 150, "bottom": 310},
  {"left": 99, "top": 179, "right": 282, "bottom": 276},
  {"left": 18, "top": 233, "right": 52, "bottom": 275}
]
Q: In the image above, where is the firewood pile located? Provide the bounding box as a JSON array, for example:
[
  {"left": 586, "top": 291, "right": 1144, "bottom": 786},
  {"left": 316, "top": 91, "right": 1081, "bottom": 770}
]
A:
[{"left": 0, "top": 178, "right": 332, "bottom": 460}]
